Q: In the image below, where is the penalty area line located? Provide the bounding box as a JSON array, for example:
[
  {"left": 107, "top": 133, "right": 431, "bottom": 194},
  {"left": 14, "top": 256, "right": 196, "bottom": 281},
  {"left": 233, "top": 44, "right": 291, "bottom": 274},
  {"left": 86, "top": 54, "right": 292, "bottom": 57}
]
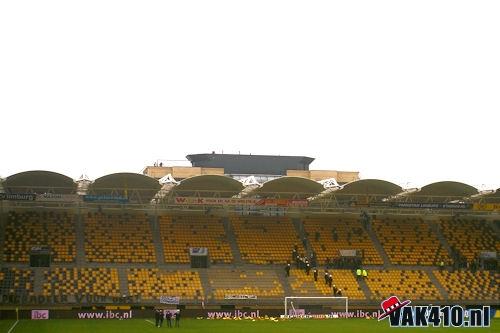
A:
[{"left": 7, "top": 320, "right": 19, "bottom": 333}]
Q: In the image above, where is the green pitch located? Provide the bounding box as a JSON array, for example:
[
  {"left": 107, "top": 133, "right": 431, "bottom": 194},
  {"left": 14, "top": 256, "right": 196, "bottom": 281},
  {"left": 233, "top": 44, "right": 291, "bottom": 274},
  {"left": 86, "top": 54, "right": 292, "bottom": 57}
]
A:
[{"left": 2, "top": 318, "right": 499, "bottom": 333}]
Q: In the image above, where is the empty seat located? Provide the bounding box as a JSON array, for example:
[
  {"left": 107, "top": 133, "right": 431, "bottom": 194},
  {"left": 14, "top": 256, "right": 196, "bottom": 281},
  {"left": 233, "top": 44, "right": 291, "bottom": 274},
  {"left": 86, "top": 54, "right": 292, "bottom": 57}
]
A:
[
  {"left": 303, "top": 217, "right": 383, "bottom": 265},
  {"left": 84, "top": 212, "right": 156, "bottom": 263},
  {"left": 43, "top": 267, "right": 120, "bottom": 297},
  {"left": 3, "top": 210, "right": 75, "bottom": 262},
  {"left": 365, "top": 270, "right": 443, "bottom": 300},
  {"left": 159, "top": 215, "right": 233, "bottom": 263},
  {"left": 127, "top": 269, "right": 203, "bottom": 300},
  {"left": 231, "top": 216, "right": 303, "bottom": 264}
]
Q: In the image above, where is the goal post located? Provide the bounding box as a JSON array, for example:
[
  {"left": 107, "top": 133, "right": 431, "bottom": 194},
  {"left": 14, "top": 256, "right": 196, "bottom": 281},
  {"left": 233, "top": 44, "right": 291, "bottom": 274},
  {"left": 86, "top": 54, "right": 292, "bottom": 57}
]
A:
[{"left": 284, "top": 296, "right": 348, "bottom": 318}]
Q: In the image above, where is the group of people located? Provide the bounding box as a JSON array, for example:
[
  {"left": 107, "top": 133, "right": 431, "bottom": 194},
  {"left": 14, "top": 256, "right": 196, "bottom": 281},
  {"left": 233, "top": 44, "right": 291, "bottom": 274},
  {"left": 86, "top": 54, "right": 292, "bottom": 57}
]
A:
[
  {"left": 355, "top": 268, "right": 368, "bottom": 279},
  {"left": 292, "top": 246, "right": 317, "bottom": 270},
  {"left": 286, "top": 246, "right": 343, "bottom": 297},
  {"left": 154, "top": 309, "right": 181, "bottom": 328},
  {"left": 324, "top": 270, "right": 342, "bottom": 296}
]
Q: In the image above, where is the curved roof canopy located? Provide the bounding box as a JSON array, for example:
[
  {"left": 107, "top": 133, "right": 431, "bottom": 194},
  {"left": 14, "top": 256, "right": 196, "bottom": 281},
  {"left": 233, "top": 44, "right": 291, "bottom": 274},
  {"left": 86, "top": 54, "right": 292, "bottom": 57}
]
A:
[
  {"left": 89, "top": 173, "right": 161, "bottom": 202},
  {"left": 255, "top": 176, "right": 324, "bottom": 198},
  {"left": 477, "top": 188, "right": 500, "bottom": 202},
  {"left": 3, "top": 170, "right": 76, "bottom": 194},
  {"left": 412, "top": 181, "right": 478, "bottom": 199},
  {"left": 173, "top": 175, "right": 244, "bottom": 198},
  {"left": 335, "top": 179, "right": 402, "bottom": 196}
]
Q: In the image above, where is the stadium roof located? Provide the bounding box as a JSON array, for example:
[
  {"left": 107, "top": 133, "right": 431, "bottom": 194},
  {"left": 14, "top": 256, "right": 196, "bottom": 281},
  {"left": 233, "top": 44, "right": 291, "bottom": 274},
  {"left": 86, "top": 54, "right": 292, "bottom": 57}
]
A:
[
  {"left": 3, "top": 170, "right": 76, "bottom": 194},
  {"left": 255, "top": 176, "right": 324, "bottom": 198},
  {"left": 485, "top": 188, "right": 500, "bottom": 198},
  {"left": 334, "top": 179, "right": 402, "bottom": 196},
  {"left": 172, "top": 175, "right": 244, "bottom": 197},
  {"left": 308, "top": 179, "right": 402, "bottom": 204},
  {"left": 88, "top": 173, "right": 161, "bottom": 202},
  {"left": 411, "top": 181, "right": 478, "bottom": 198},
  {"left": 474, "top": 188, "right": 500, "bottom": 203}
]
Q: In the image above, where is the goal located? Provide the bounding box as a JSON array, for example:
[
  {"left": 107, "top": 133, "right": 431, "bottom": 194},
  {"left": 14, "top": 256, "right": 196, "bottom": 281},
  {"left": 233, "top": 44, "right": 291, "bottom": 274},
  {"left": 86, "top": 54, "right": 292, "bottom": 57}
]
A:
[{"left": 284, "top": 296, "right": 348, "bottom": 318}]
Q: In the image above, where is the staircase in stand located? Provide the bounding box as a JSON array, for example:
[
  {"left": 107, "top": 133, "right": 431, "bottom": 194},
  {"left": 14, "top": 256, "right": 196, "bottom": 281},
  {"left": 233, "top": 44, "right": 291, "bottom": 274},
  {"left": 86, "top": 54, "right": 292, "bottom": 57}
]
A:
[
  {"left": 276, "top": 269, "right": 294, "bottom": 297},
  {"left": 0, "top": 212, "right": 5, "bottom": 266},
  {"left": 33, "top": 268, "right": 45, "bottom": 295},
  {"left": 117, "top": 266, "right": 130, "bottom": 296},
  {"left": 355, "top": 273, "right": 373, "bottom": 300},
  {"left": 222, "top": 218, "right": 243, "bottom": 264},
  {"left": 149, "top": 215, "right": 165, "bottom": 265},
  {"left": 292, "top": 218, "right": 312, "bottom": 255},
  {"left": 75, "top": 213, "right": 86, "bottom": 265},
  {"left": 364, "top": 226, "right": 391, "bottom": 267},
  {"left": 425, "top": 268, "right": 449, "bottom": 300},
  {"left": 197, "top": 269, "right": 213, "bottom": 303}
]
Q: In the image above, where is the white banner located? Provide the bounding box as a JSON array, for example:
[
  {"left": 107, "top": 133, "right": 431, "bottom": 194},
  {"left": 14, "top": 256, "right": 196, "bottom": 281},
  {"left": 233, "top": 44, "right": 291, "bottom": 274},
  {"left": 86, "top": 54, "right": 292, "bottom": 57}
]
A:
[
  {"left": 224, "top": 294, "right": 257, "bottom": 300},
  {"left": 159, "top": 296, "right": 180, "bottom": 304}
]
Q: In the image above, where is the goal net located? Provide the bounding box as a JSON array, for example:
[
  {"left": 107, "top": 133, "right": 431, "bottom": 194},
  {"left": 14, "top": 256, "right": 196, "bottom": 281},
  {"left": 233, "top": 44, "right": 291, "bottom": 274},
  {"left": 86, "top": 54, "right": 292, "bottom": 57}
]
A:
[{"left": 284, "top": 296, "right": 348, "bottom": 319}]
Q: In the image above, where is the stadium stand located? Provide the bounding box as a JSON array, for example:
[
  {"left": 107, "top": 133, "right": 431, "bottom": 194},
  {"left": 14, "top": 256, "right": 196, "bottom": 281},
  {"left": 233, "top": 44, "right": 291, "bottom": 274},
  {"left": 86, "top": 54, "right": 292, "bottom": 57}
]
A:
[
  {"left": 42, "top": 268, "right": 120, "bottom": 297},
  {"left": 365, "top": 270, "right": 443, "bottom": 300},
  {"left": 302, "top": 217, "right": 383, "bottom": 265},
  {"left": 434, "top": 270, "right": 499, "bottom": 300},
  {"left": 230, "top": 216, "right": 303, "bottom": 264},
  {"left": 84, "top": 212, "right": 156, "bottom": 263},
  {"left": 2, "top": 163, "right": 500, "bottom": 319},
  {"left": 208, "top": 269, "right": 284, "bottom": 300},
  {"left": 372, "top": 217, "right": 449, "bottom": 265},
  {"left": 3, "top": 210, "right": 75, "bottom": 262},
  {"left": 0, "top": 267, "right": 35, "bottom": 296},
  {"left": 439, "top": 217, "right": 499, "bottom": 262},
  {"left": 289, "top": 269, "right": 365, "bottom": 299},
  {"left": 127, "top": 269, "right": 203, "bottom": 300},
  {"left": 159, "top": 215, "right": 233, "bottom": 263}
]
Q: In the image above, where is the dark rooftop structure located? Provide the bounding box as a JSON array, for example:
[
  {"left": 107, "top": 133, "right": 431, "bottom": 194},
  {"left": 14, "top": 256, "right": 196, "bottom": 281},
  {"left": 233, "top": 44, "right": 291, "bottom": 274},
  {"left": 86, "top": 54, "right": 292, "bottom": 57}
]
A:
[{"left": 186, "top": 153, "right": 315, "bottom": 176}]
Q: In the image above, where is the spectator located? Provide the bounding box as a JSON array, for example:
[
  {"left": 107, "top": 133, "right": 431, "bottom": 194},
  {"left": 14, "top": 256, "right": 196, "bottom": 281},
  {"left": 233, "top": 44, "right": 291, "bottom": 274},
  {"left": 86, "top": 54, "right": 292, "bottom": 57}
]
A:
[
  {"left": 154, "top": 308, "right": 161, "bottom": 327},
  {"left": 313, "top": 268, "right": 318, "bottom": 282},
  {"left": 362, "top": 269, "right": 368, "bottom": 279},
  {"left": 175, "top": 310, "right": 181, "bottom": 327},
  {"left": 159, "top": 309, "right": 164, "bottom": 327},
  {"left": 285, "top": 263, "right": 291, "bottom": 277},
  {"left": 165, "top": 310, "right": 172, "bottom": 328},
  {"left": 356, "top": 268, "right": 362, "bottom": 280}
]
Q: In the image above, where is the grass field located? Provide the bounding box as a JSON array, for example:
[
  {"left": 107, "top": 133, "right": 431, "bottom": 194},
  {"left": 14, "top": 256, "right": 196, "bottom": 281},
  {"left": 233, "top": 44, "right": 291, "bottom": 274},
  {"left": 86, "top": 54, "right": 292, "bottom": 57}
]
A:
[{"left": 1, "top": 318, "right": 498, "bottom": 333}]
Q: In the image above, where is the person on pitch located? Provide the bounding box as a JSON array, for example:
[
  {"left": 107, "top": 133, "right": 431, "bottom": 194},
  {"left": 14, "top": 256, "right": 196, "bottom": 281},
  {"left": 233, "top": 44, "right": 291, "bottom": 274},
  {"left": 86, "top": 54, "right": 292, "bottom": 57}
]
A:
[{"left": 175, "top": 310, "right": 181, "bottom": 327}]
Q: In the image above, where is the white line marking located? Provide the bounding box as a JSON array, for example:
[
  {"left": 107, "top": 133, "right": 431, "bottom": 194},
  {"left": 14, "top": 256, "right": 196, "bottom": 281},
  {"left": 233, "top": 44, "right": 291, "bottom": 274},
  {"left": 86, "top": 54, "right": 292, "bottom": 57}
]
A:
[
  {"left": 145, "top": 319, "right": 155, "bottom": 325},
  {"left": 7, "top": 320, "right": 19, "bottom": 333}
]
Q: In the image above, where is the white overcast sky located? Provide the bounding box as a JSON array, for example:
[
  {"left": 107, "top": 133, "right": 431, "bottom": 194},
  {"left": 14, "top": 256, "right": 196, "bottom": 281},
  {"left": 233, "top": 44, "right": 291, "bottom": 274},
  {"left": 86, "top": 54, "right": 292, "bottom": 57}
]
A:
[{"left": 1, "top": 0, "right": 499, "bottom": 190}]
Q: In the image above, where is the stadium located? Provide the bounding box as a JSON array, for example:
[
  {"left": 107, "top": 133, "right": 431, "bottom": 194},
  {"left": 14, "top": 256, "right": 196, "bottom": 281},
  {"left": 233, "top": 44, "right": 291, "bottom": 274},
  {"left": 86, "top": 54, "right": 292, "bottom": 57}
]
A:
[{"left": 0, "top": 153, "right": 498, "bottom": 332}]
